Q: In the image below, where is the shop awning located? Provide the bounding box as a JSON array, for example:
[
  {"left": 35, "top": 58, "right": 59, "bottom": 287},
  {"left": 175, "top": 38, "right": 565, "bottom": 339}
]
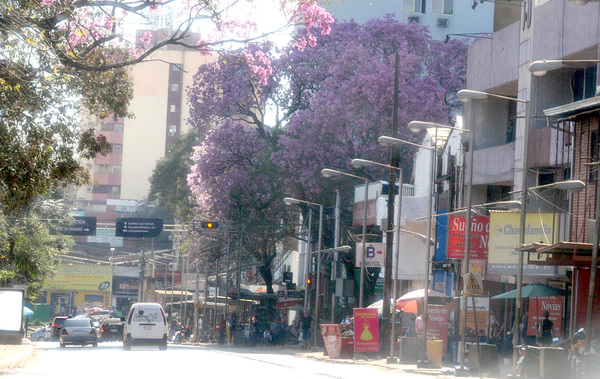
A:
[
  {"left": 516, "top": 241, "right": 597, "bottom": 267},
  {"left": 544, "top": 96, "right": 600, "bottom": 119}
]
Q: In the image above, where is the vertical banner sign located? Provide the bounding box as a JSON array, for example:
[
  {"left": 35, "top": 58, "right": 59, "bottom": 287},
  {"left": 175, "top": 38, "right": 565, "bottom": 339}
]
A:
[
  {"left": 459, "top": 297, "right": 489, "bottom": 343},
  {"left": 353, "top": 308, "right": 379, "bottom": 352},
  {"left": 527, "top": 296, "right": 563, "bottom": 337},
  {"left": 427, "top": 304, "right": 449, "bottom": 357},
  {"left": 448, "top": 216, "right": 490, "bottom": 259}
]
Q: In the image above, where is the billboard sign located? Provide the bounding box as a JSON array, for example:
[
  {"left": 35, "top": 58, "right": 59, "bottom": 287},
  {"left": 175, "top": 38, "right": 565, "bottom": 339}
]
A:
[
  {"left": 488, "top": 213, "right": 558, "bottom": 275},
  {"left": 45, "top": 264, "right": 112, "bottom": 292},
  {"left": 448, "top": 216, "right": 490, "bottom": 259},
  {"left": 0, "top": 289, "right": 24, "bottom": 333}
]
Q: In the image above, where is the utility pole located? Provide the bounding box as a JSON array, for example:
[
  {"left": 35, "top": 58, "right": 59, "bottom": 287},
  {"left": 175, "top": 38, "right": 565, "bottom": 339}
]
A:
[
  {"left": 383, "top": 52, "right": 401, "bottom": 357},
  {"left": 139, "top": 249, "right": 146, "bottom": 303},
  {"left": 193, "top": 264, "right": 200, "bottom": 342}
]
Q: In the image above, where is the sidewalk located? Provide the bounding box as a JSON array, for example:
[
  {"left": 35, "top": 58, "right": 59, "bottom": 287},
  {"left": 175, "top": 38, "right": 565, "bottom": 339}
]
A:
[{"left": 0, "top": 339, "right": 35, "bottom": 372}]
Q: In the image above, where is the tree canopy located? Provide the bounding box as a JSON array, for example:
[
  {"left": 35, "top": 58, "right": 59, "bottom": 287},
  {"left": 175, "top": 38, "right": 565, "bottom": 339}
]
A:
[{"left": 186, "top": 17, "right": 467, "bottom": 301}]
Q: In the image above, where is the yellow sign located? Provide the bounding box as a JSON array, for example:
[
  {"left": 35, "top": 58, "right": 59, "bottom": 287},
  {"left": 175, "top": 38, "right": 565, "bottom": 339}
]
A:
[
  {"left": 464, "top": 272, "right": 483, "bottom": 296},
  {"left": 45, "top": 264, "right": 113, "bottom": 292},
  {"left": 488, "top": 213, "right": 558, "bottom": 275}
]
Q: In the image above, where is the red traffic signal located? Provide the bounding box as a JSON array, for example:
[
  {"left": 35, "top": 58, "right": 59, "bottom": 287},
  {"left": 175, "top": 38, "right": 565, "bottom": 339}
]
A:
[{"left": 201, "top": 221, "right": 219, "bottom": 229}]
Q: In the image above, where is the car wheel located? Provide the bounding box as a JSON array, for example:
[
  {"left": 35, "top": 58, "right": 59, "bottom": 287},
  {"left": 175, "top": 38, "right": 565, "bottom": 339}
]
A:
[
  {"left": 37, "top": 337, "right": 44, "bottom": 341},
  {"left": 59, "top": 342, "right": 65, "bottom": 348},
  {"left": 159, "top": 341, "right": 167, "bottom": 350},
  {"left": 123, "top": 339, "right": 131, "bottom": 351},
  {"left": 92, "top": 341, "right": 98, "bottom": 347}
]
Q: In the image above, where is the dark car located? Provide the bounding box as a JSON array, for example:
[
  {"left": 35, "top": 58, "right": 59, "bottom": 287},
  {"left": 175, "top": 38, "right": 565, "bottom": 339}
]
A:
[
  {"left": 59, "top": 318, "right": 98, "bottom": 347},
  {"left": 51, "top": 316, "right": 68, "bottom": 339},
  {"left": 99, "top": 318, "right": 124, "bottom": 341}
]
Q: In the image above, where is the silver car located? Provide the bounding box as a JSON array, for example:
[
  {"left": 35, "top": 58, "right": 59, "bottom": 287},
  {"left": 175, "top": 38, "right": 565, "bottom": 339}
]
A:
[{"left": 59, "top": 318, "right": 98, "bottom": 347}]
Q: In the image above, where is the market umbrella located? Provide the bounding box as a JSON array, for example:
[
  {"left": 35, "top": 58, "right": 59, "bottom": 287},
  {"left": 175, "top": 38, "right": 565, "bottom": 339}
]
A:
[
  {"left": 23, "top": 306, "right": 34, "bottom": 316},
  {"left": 396, "top": 289, "right": 449, "bottom": 314},
  {"left": 491, "top": 283, "right": 566, "bottom": 299}
]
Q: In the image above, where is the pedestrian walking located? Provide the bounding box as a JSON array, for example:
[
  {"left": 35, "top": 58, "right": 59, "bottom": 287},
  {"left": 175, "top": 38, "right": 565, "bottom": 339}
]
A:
[
  {"left": 537, "top": 311, "right": 554, "bottom": 347},
  {"left": 218, "top": 315, "right": 226, "bottom": 345}
]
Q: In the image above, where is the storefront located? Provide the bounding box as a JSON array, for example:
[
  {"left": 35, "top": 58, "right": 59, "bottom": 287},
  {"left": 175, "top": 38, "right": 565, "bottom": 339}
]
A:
[
  {"left": 112, "top": 266, "right": 139, "bottom": 313},
  {"left": 43, "top": 264, "right": 113, "bottom": 317}
]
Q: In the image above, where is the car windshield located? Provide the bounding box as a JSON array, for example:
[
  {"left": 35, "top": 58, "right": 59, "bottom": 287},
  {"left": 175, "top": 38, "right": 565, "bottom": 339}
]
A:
[
  {"left": 132, "top": 309, "right": 161, "bottom": 322},
  {"left": 64, "top": 319, "right": 92, "bottom": 328}
]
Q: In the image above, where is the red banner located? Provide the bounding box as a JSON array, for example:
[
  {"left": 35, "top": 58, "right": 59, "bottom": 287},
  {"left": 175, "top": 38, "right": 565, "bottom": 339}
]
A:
[
  {"left": 527, "top": 296, "right": 563, "bottom": 337},
  {"left": 448, "top": 216, "right": 490, "bottom": 259},
  {"left": 353, "top": 308, "right": 379, "bottom": 352},
  {"left": 426, "top": 304, "right": 449, "bottom": 357}
]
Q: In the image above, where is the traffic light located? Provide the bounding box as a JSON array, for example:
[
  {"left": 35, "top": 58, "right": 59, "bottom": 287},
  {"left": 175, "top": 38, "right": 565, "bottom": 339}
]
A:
[
  {"left": 306, "top": 272, "right": 316, "bottom": 289},
  {"left": 200, "top": 221, "right": 219, "bottom": 229}
]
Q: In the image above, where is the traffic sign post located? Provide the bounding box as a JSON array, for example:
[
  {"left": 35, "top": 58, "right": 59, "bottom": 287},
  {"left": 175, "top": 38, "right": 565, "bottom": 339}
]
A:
[
  {"left": 58, "top": 216, "right": 97, "bottom": 236},
  {"left": 115, "top": 218, "right": 163, "bottom": 238}
]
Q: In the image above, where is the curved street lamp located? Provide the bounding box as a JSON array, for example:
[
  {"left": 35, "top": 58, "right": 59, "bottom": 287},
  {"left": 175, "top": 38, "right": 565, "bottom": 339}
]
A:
[
  {"left": 321, "top": 168, "right": 369, "bottom": 308},
  {"left": 529, "top": 59, "right": 600, "bottom": 77},
  {"left": 352, "top": 158, "right": 403, "bottom": 362},
  {"left": 284, "top": 196, "right": 323, "bottom": 349}
]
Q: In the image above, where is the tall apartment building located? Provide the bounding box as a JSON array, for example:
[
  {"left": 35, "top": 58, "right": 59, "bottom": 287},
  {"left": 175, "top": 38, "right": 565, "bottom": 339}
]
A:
[
  {"left": 324, "top": 0, "right": 502, "bottom": 41},
  {"left": 73, "top": 31, "right": 211, "bottom": 249},
  {"left": 453, "top": 0, "right": 600, "bottom": 335}
]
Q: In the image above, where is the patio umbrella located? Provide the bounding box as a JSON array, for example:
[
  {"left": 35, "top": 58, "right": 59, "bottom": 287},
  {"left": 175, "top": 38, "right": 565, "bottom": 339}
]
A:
[
  {"left": 491, "top": 283, "right": 566, "bottom": 299},
  {"left": 23, "top": 306, "right": 34, "bottom": 316},
  {"left": 395, "top": 289, "right": 449, "bottom": 314},
  {"left": 367, "top": 299, "right": 394, "bottom": 316}
]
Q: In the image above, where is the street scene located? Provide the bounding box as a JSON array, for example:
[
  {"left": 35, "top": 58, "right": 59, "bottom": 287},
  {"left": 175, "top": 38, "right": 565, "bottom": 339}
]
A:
[{"left": 2, "top": 0, "right": 600, "bottom": 378}]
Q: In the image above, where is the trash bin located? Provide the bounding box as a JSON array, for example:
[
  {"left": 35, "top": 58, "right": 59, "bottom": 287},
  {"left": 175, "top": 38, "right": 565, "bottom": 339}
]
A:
[
  {"left": 320, "top": 324, "right": 341, "bottom": 359},
  {"left": 341, "top": 337, "right": 354, "bottom": 358},
  {"left": 427, "top": 339, "right": 443, "bottom": 368}
]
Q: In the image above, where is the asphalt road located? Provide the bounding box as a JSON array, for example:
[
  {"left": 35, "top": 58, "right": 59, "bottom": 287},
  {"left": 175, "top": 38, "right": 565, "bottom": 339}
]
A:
[{"left": 6, "top": 341, "right": 457, "bottom": 379}]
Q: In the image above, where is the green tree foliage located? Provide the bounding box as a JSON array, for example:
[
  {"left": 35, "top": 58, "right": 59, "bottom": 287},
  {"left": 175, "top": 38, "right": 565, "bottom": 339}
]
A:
[{"left": 148, "top": 130, "right": 200, "bottom": 223}]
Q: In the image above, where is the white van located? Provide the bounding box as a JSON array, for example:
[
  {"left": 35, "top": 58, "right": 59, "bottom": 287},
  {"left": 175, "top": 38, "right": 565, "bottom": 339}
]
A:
[{"left": 122, "top": 303, "right": 168, "bottom": 350}]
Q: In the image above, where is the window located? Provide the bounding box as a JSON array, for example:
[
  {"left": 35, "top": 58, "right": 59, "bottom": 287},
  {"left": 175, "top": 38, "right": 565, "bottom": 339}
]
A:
[
  {"left": 111, "top": 186, "right": 121, "bottom": 194},
  {"left": 432, "top": 0, "right": 453, "bottom": 15},
  {"left": 403, "top": 0, "right": 425, "bottom": 13},
  {"left": 572, "top": 66, "right": 597, "bottom": 102},
  {"left": 172, "top": 64, "right": 181, "bottom": 72},
  {"left": 112, "top": 144, "right": 123, "bottom": 153},
  {"left": 114, "top": 124, "right": 123, "bottom": 132},
  {"left": 170, "top": 104, "right": 177, "bottom": 113},
  {"left": 168, "top": 125, "right": 177, "bottom": 136},
  {"left": 171, "top": 83, "right": 179, "bottom": 92},
  {"left": 113, "top": 166, "right": 122, "bottom": 174}
]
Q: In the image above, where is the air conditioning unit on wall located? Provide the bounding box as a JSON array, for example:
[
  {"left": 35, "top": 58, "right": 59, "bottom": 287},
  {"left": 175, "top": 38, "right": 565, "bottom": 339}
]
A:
[{"left": 437, "top": 18, "right": 449, "bottom": 27}]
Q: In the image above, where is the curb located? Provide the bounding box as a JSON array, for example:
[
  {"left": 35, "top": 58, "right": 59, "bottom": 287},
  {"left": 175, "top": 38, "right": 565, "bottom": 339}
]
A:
[{"left": 0, "top": 344, "right": 34, "bottom": 372}]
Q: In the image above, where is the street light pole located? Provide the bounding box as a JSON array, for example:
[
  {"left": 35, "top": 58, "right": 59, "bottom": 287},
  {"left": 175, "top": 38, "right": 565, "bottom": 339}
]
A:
[
  {"left": 458, "top": 89, "right": 529, "bottom": 373},
  {"left": 321, "top": 169, "right": 369, "bottom": 308},
  {"left": 351, "top": 158, "right": 404, "bottom": 362},
  {"left": 284, "top": 197, "right": 323, "bottom": 349}
]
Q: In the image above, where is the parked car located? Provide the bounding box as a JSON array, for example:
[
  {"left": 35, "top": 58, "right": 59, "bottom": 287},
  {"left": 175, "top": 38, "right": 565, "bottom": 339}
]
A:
[
  {"left": 30, "top": 326, "right": 49, "bottom": 341},
  {"left": 59, "top": 318, "right": 98, "bottom": 347},
  {"left": 99, "top": 318, "right": 124, "bottom": 341},
  {"left": 89, "top": 310, "right": 112, "bottom": 322},
  {"left": 51, "top": 316, "right": 68, "bottom": 339},
  {"left": 123, "top": 303, "right": 168, "bottom": 350}
]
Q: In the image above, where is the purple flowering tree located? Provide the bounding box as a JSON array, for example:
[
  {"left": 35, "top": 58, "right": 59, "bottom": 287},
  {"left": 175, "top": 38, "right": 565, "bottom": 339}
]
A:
[{"left": 187, "top": 16, "right": 467, "bottom": 300}]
